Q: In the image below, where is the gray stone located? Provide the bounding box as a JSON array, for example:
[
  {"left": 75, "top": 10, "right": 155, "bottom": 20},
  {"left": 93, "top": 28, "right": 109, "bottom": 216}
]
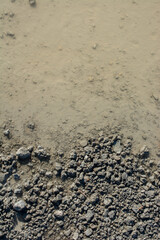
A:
[
  {"left": 54, "top": 210, "right": 64, "bottom": 220},
  {"left": 139, "top": 145, "right": 149, "bottom": 158},
  {"left": 0, "top": 231, "right": 5, "bottom": 238},
  {"left": 108, "top": 210, "right": 116, "bottom": 220},
  {"left": 16, "top": 147, "right": 31, "bottom": 160},
  {"left": 70, "top": 151, "right": 77, "bottom": 160},
  {"left": 14, "top": 187, "right": 22, "bottom": 196},
  {"left": 29, "top": 0, "right": 36, "bottom": 6},
  {"left": 122, "top": 172, "right": 128, "bottom": 181},
  {"left": 14, "top": 173, "right": 20, "bottom": 180},
  {"left": 85, "top": 209, "right": 94, "bottom": 222},
  {"left": 80, "top": 139, "right": 88, "bottom": 147},
  {"left": 67, "top": 168, "right": 76, "bottom": 178},
  {"left": 73, "top": 231, "right": 79, "bottom": 240},
  {"left": 3, "top": 129, "right": 10, "bottom": 137},
  {"left": 113, "top": 140, "right": 122, "bottom": 154},
  {"left": 104, "top": 197, "right": 112, "bottom": 207},
  {"left": 146, "top": 190, "right": 155, "bottom": 198},
  {"left": 55, "top": 162, "right": 62, "bottom": 171},
  {"left": 13, "top": 200, "right": 26, "bottom": 211},
  {"left": 0, "top": 173, "right": 7, "bottom": 184},
  {"left": 87, "top": 193, "right": 99, "bottom": 205},
  {"left": 85, "top": 228, "right": 93, "bottom": 237},
  {"left": 34, "top": 146, "right": 50, "bottom": 160},
  {"left": 64, "top": 229, "right": 71, "bottom": 237},
  {"left": 45, "top": 171, "right": 53, "bottom": 178},
  {"left": 125, "top": 216, "right": 135, "bottom": 226}
]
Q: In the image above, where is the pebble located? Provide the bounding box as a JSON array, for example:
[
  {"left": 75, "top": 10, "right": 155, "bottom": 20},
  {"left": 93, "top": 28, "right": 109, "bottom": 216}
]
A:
[
  {"left": 54, "top": 210, "right": 64, "bottom": 220},
  {"left": 13, "top": 173, "right": 20, "bottom": 180},
  {"left": 73, "top": 231, "right": 79, "bottom": 240},
  {"left": 16, "top": 147, "right": 31, "bottom": 160},
  {"left": 29, "top": 0, "right": 36, "bottom": 6},
  {"left": 104, "top": 197, "right": 112, "bottom": 207},
  {"left": 85, "top": 228, "right": 93, "bottom": 237},
  {"left": 113, "top": 140, "right": 122, "bottom": 154},
  {"left": 0, "top": 173, "right": 7, "bottom": 184},
  {"left": 64, "top": 229, "right": 71, "bottom": 237},
  {"left": 45, "top": 171, "right": 53, "bottom": 178},
  {"left": 34, "top": 146, "right": 50, "bottom": 160},
  {"left": 13, "top": 200, "right": 26, "bottom": 211},
  {"left": 85, "top": 209, "right": 94, "bottom": 222},
  {"left": 139, "top": 145, "right": 149, "bottom": 158},
  {"left": 14, "top": 187, "right": 22, "bottom": 196},
  {"left": 108, "top": 210, "right": 116, "bottom": 220},
  {"left": 3, "top": 129, "right": 10, "bottom": 137}
]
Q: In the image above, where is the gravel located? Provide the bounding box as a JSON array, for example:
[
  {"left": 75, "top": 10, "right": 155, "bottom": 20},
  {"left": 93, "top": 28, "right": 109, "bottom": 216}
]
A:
[{"left": 0, "top": 132, "right": 159, "bottom": 240}]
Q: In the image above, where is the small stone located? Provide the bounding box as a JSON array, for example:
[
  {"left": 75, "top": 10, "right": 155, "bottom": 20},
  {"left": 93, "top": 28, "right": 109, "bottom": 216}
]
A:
[
  {"left": 55, "top": 162, "right": 62, "bottom": 172},
  {"left": 67, "top": 168, "right": 76, "bottom": 178},
  {"left": 9, "top": 12, "right": 14, "bottom": 17},
  {"left": 14, "top": 187, "right": 22, "bottom": 196},
  {"left": 139, "top": 145, "right": 149, "bottom": 158},
  {"left": 73, "top": 231, "right": 79, "bottom": 240},
  {"left": 29, "top": 0, "right": 36, "bottom": 6},
  {"left": 125, "top": 216, "right": 135, "bottom": 226},
  {"left": 54, "top": 210, "right": 64, "bottom": 220},
  {"left": 146, "top": 190, "right": 155, "bottom": 198},
  {"left": 132, "top": 204, "right": 142, "bottom": 214},
  {"left": 57, "top": 220, "right": 64, "bottom": 227},
  {"left": 34, "top": 146, "right": 50, "bottom": 160},
  {"left": 104, "top": 197, "right": 112, "bottom": 207},
  {"left": 85, "top": 228, "right": 93, "bottom": 237},
  {"left": 13, "top": 173, "right": 20, "bottom": 180},
  {"left": 79, "top": 172, "right": 84, "bottom": 182},
  {"left": 16, "top": 147, "right": 31, "bottom": 160},
  {"left": 27, "top": 146, "right": 34, "bottom": 152},
  {"left": 92, "top": 43, "right": 97, "bottom": 49},
  {"left": 64, "top": 229, "right": 71, "bottom": 237},
  {"left": 27, "top": 122, "right": 35, "bottom": 130},
  {"left": 61, "top": 170, "right": 68, "bottom": 180},
  {"left": 0, "top": 173, "right": 7, "bottom": 184},
  {"left": 45, "top": 171, "right": 53, "bottom": 178},
  {"left": 122, "top": 172, "right": 128, "bottom": 181},
  {"left": 131, "top": 230, "right": 138, "bottom": 239},
  {"left": 113, "top": 140, "right": 122, "bottom": 154},
  {"left": 57, "top": 150, "right": 64, "bottom": 157},
  {"left": 0, "top": 231, "right": 5, "bottom": 238},
  {"left": 108, "top": 210, "right": 116, "bottom": 220},
  {"left": 13, "top": 200, "right": 26, "bottom": 211},
  {"left": 85, "top": 209, "right": 94, "bottom": 222},
  {"left": 6, "top": 31, "right": 15, "bottom": 37},
  {"left": 80, "top": 139, "right": 88, "bottom": 147},
  {"left": 3, "top": 129, "right": 10, "bottom": 137},
  {"left": 70, "top": 151, "right": 77, "bottom": 160},
  {"left": 88, "top": 194, "right": 99, "bottom": 205}
]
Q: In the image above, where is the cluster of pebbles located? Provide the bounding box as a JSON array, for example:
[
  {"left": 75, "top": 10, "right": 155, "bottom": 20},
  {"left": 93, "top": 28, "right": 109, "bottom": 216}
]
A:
[{"left": 0, "top": 133, "right": 160, "bottom": 240}]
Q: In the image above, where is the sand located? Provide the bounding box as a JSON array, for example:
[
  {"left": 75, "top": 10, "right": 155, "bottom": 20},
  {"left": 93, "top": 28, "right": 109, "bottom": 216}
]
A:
[{"left": 0, "top": 0, "right": 160, "bottom": 160}]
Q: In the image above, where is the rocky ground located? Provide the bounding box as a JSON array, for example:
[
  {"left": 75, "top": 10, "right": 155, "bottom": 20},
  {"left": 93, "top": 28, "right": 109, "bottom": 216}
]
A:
[{"left": 0, "top": 130, "right": 160, "bottom": 240}]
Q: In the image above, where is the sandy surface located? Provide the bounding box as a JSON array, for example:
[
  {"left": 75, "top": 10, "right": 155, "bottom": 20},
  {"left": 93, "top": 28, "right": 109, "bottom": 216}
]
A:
[{"left": 0, "top": 0, "right": 160, "bottom": 159}]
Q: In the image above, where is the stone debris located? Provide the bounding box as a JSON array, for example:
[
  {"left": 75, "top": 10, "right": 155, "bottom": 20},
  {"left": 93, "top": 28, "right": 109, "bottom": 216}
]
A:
[{"left": 0, "top": 132, "right": 159, "bottom": 239}]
